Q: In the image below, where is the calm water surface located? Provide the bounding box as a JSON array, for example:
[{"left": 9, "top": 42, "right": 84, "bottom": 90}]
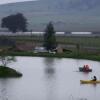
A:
[{"left": 0, "top": 57, "right": 100, "bottom": 100}]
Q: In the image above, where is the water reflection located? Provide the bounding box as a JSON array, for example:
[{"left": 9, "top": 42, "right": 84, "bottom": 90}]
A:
[
  {"left": 44, "top": 58, "right": 55, "bottom": 79},
  {"left": 0, "top": 79, "right": 8, "bottom": 100},
  {"left": 0, "top": 57, "right": 100, "bottom": 100},
  {"left": 43, "top": 58, "right": 57, "bottom": 100}
]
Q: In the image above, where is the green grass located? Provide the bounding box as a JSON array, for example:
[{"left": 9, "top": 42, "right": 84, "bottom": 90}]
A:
[
  {"left": 0, "top": 51, "right": 100, "bottom": 61},
  {"left": 2, "top": 35, "right": 100, "bottom": 47},
  {"left": 0, "top": 35, "right": 100, "bottom": 61},
  {"left": 56, "top": 36, "right": 100, "bottom": 47},
  {"left": 0, "top": 66, "right": 22, "bottom": 78}
]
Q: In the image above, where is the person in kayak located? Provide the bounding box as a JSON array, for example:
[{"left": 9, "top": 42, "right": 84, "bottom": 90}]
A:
[
  {"left": 92, "top": 76, "right": 97, "bottom": 81},
  {"left": 83, "top": 65, "right": 89, "bottom": 70}
]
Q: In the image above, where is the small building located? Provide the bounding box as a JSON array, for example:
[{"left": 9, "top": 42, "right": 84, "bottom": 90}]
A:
[{"left": 56, "top": 45, "right": 63, "bottom": 53}]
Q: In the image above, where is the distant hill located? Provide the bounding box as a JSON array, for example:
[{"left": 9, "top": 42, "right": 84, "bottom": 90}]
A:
[{"left": 0, "top": 0, "right": 100, "bottom": 32}]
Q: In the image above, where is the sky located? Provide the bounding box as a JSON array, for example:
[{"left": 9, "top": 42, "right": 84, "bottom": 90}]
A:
[{"left": 0, "top": 0, "right": 35, "bottom": 4}]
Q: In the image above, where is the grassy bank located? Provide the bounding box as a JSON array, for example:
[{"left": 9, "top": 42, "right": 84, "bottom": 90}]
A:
[
  {"left": 0, "top": 66, "right": 22, "bottom": 78},
  {"left": 0, "top": 51, "right": 100, "bottom": 61}
]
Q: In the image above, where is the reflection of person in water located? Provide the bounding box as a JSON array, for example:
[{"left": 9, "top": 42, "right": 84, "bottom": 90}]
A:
[{"left": 92, "top": 76, "right": 97, "bottom": 81}]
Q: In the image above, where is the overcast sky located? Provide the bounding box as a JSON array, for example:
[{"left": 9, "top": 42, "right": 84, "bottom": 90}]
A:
[{"left": 0, "top": 0, "right": 35, "bottom": 4}]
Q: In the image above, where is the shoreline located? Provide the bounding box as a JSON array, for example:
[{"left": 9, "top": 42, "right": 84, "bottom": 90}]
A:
[{"left": 0, "top": 51, "right": 100, "bottom": 62}]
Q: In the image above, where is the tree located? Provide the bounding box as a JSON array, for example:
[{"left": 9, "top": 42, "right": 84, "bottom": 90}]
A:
[
  {"left": 76, "top": 43, "right": 80, "bottom": 56},
  {"left": 0, "top": 56, "right": 16, "bottom": 67},
  {"left": 43, "top": 22, "right": 57, "bottom": 50},
  {"left": 1, "top": 13, "right": 27, "bottom": 33}
]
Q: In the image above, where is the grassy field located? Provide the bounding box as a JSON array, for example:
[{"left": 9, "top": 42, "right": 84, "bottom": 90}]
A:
[
  {"left": 4, "top": 34, "right": 100, "bottom": 52},
  {"left": 3, "top": 34, "right": 100, "bottom": 46},
  {"left": 0, "top": 34, "right": 100, "bottom": 61}
]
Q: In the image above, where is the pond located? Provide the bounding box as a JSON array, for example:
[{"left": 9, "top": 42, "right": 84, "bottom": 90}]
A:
[{"left": 0, "top": 57, "right": 100, "bottom": 100}]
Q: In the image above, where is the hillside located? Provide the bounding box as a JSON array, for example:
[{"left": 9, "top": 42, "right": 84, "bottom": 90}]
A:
[{"left": 0, "top": 0, "right": 100, "bottom": 31}]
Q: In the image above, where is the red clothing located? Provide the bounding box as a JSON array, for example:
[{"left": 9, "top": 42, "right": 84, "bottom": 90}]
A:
[{"left": 83, "top": 65, "right": 89, "bottom": 70}]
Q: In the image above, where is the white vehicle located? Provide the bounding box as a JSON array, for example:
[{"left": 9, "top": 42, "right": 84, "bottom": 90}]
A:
[{"left": 34, "top": 47, "right": 48, "bottom": 53}]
